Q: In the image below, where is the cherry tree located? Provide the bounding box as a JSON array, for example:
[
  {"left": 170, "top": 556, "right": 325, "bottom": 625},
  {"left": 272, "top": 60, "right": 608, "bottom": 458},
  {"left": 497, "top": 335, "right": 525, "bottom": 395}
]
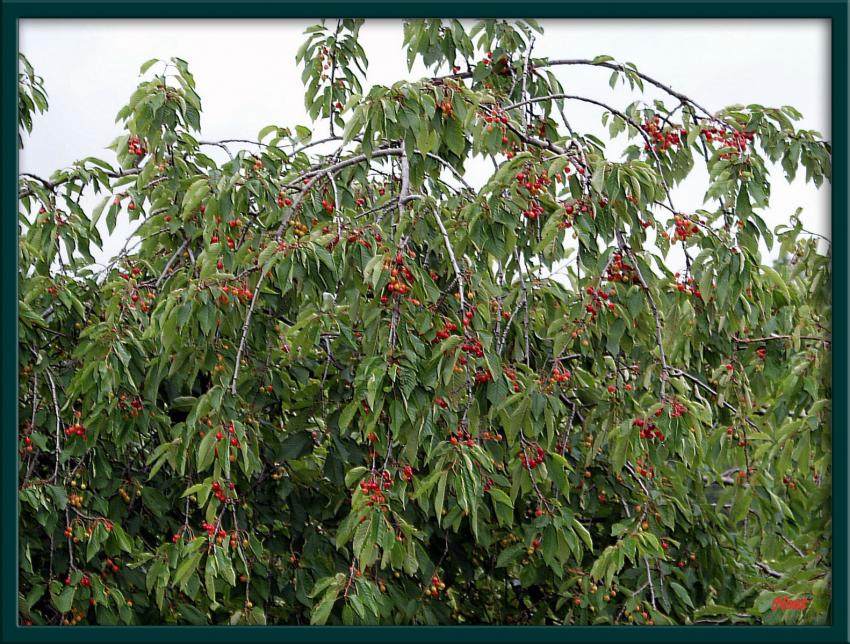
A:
[{"left": 18, "top": 19, "right": 831, "bottom": 626}]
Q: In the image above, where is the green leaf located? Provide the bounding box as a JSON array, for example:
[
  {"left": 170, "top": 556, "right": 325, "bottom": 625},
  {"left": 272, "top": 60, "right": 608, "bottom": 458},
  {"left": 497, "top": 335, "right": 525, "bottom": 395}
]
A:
[
  {"left": 435, "top": 472, "right": 448, "bottom": 524},
  {"left": 670, "top": 581, "right": 695, "bottom": 609},
  {"left": 90, "top": 196, "right": 110, "bottom": 231},
  {"left": 139, "top": 58, "right": 160, "bottom": 74},
  {"left": 573, "top": 519, "right": 593, "bottom": 550},
  {"left": 730, "top": 487, "right": 752, "bottom": 524},
  {"left": 197, "top": 430, "right": 217, "bottom": 472},
  {"left": 51, "top": 585, "right": 76, "bottom": 613},
  {"left": 310, "top": 587, "right": 339, "bottom": 625},
  {"left": 172, "top": 552, "right": 202, "bottom": 588}
]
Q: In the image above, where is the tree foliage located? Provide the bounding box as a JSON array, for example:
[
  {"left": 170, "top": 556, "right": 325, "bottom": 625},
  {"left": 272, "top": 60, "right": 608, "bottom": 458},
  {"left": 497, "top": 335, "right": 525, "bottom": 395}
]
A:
[{"left": 18, "top": 19, "right": 831, "bottom": 627}]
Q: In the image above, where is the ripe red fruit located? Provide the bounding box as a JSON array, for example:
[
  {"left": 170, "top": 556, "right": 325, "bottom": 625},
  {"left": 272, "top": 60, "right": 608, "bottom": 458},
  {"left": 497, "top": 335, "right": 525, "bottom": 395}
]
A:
[{"left": 607, "top": 385, "right": 616, "bottom": 393}]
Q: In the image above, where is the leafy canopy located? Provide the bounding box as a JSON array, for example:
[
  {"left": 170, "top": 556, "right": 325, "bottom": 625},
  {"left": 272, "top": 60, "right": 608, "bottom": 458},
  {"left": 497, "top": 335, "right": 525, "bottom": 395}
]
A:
[{"left": 18, "top": 19, "right": 831, "bottom": 627}]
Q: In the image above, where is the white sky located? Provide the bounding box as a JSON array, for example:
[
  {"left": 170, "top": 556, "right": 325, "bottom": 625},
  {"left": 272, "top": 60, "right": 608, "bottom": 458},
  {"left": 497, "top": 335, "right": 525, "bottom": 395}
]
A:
[{"left": 18, "top": 19, "right": 831, "bottom": 268}]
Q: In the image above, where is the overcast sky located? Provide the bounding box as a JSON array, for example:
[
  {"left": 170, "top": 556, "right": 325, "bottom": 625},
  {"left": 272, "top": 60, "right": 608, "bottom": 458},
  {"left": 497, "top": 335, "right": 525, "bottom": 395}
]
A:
[{"left": 18, "top": 19, "right": 831, "bottom": 267}]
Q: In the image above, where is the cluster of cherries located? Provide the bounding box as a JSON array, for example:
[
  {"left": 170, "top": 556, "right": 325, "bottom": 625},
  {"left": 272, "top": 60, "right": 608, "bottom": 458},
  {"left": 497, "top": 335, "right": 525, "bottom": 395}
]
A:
[
  {"left": 200, "top": 520, "right": 227, "bottom": 540},
  {"left": 100, "top": 557, "right": 121, "bottom": 578},
  {"left": 438, "top": 95, "right": 455, "bottom": 118},
  {"left": 781, "top": 475, "right": 797, "bottom": 490},
  {"left": 428, "top": 574, "right": 446, "bottom": 598},
  {"left": 37, "top": 205, "right": 67, "bottom": 226},
  {"left": 277, "top": 192, "right": 293, "bottom": 208},
  {"left": 640, "top": 116, "right": 686, "bottom": 154},
  {"left": 583, "top": 285, "right": 617, "bottom": 319},
  {"left": 664, "top": 398, "right": 688, "bottom": 418},
  {"left": 434, "top": 320, "right": 459, "bottom": 341},
  {"left": 701, "top": 126, "right": 755, "bottom": 157},
  {"left": 668, "top": 214, "right": 701, "bottom": 242},
  {"left": 522, "top": 202, "right": 545, "bottom": 220},
  {"left": 604, "top": 253, "right": 639, "bottom": 285},
  {"left": 116, "top": 394, "right": 144, "bottom": 415},
  {"left": 449, "top": 427, "right": 477, "bottom": 447},
  {"left": 213, "top": 422, "right": 241, "bottom": 448},
  {"left": 560, "top": 199, "right": 592, "bottom": 229},
  {"left": 519, "top": 443, "right": 546, "bottom": 470},
  {"left": 634, "top": 457, "right": 656, "bottom": 479},
  {"left": 526, "top": 114, "right": 553, "bottom": 138},
  {"left": 128, "top": 287, "right": 155, "bottom": 313},
  {"left": 127, "top": 135, "right": 146, "bottom": 157},
  {"left": 385, "top": 252, "right": 414, "bottom": 297},
  {"left": 358, "top": 477, "right": 388, "bottom": 510},
  {"left": 320, "top": 197, "right": 335, "bottom": 214},
  {"left": 673, "top": 273, "right": 703, "bottom": 300},
  {"left": 549, "top": 366, "right": 571, "bottom": 384},
  {"left": 461, "top": 335, "right": 485, "bottom": 358},
  {"left": 210, "top": 480, "right": 233, "bottom": 503},
  {"left": 209, "top": 232, "right": 237, "bottom": 251},
  {"left": 461, "top": 307, "right": 476, "bottom": 329},
  {"left": 118, "top": 265, "right": 144, "bottom": 280},
  {"left": 171, "top": 526, "right": 189, "bottom": 544},
  {"left": 401, "top": 465, "right": 414, "bottom": 481},
  {"left": 288, "top": 219, "right": 310, "bottom": 239},
  {"left": 473, "top": 369, "right": 493, "bottom": 384},
  {"left": 503, "top": 365, "right": 521, "bottom": 393},
  {"left": 632, "top": 417, "right": 665, "bottom": 442},
  {"left": 480, "top": 105, "right": 510, "bottom": 137},
  {"left": 756, "top": 346, "right": 767, "bottom": 360},
  {"left": 515, "top": 168, "right": 553, "bottom": 200},
  {"left": 330, "top": 227, "right": 375, "bottom": 252},
  {"left": 65, "top": 422, "right": 86, "bottom": 438},
  {"left": 216, "top": 283, "right": 253, "bottom": 307}
]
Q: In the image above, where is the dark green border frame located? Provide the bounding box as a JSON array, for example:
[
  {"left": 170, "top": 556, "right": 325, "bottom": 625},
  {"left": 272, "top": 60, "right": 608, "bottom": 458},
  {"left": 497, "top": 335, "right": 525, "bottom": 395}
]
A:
[{"left": 2, "top": 1, "right": 846, "bottom": 643}]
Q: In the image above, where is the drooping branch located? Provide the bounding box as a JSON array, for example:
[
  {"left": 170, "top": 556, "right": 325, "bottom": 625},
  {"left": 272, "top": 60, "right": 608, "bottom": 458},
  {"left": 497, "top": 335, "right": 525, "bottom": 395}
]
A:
[
  {"left": 19, "top": 167, "right": 140, "bottom": 200},
  {"left": 504, "top": 93, "right": 677, "bottom": 211},
  {"left": 436, "top": 56, "right": 724, "bottom": 129}
]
